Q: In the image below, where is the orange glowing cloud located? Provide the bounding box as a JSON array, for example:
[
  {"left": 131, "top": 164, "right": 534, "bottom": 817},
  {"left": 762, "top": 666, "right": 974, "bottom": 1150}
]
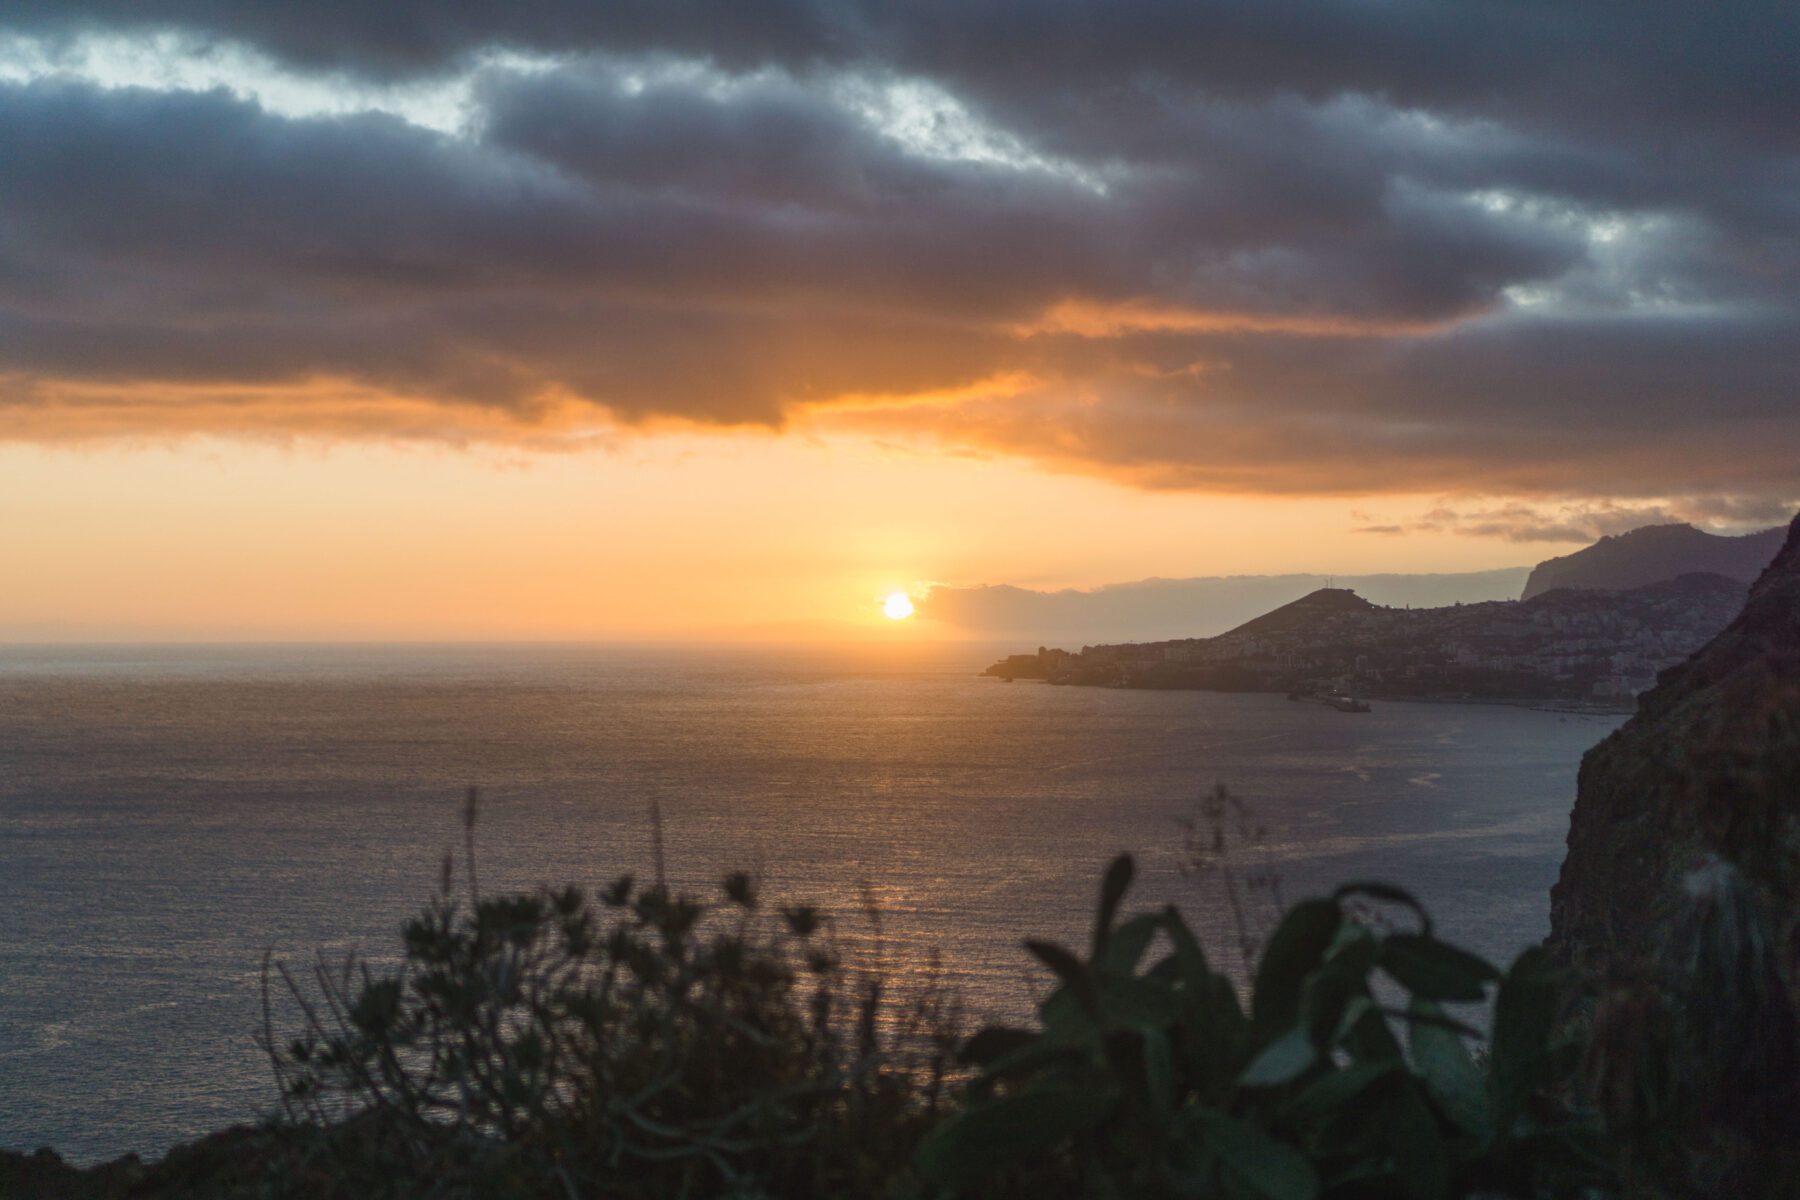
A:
[
  {"left": 0, "top": 36, "right": 1794, "bottom": 511},
  {"left": 1010, "top": 299, "right": 1454, "bottom": 340}
]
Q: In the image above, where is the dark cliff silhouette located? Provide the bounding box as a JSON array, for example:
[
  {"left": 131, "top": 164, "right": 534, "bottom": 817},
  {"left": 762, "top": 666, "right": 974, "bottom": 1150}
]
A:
[{"left": 1549, "top": 512, "right": 1800, "bottom": 972}]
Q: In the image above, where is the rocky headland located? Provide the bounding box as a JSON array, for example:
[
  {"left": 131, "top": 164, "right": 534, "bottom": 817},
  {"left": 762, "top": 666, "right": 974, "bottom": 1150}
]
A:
[
  {"left": 1521, "top": 522, "right": 1784, "bottom": 600},
  {"left": 1549, "top": 514, "right": 1800, "bottom": 974}
]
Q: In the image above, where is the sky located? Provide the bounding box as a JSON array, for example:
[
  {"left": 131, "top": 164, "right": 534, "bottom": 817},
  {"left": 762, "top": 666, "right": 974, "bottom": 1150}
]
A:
[{"left": 1, "top": 3, "right": 1796, "bottom": 640}]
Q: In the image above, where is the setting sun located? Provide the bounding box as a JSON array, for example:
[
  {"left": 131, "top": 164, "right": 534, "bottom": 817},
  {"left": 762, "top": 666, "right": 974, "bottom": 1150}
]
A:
[{"left": 882, "top": 592, "right": 915, "bottom": 620}]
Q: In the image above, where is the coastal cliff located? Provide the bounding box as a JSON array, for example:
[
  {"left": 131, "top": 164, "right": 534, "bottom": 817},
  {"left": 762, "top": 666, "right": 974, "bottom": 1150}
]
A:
[{"left": 1548, "top": 513, "right": 1800, "bottom": 974}]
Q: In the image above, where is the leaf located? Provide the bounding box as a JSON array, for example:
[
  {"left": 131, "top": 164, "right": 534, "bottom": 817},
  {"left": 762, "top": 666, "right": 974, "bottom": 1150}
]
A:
[
  {"left": 1029, "top": 942, "right": 1108, "bottom": 1029},
  {"left": 1340, "top": 996, "right": 1403, "bottom": 1062},
  {"left": 1207, "top": 974, "right": 1249, "bottom": 1029},
  {"left": 1490, "top": 946, "right": 1561, "bottom": 1132},
  {"left": 1038, "top": 987, "right": 1101, "bottom": 1046},
  {"left": 1028, "top": 937, "right": 1095, "bottom": 989},
  {"left": 1331, "top": 995, "right": 1375, "bottom": 1047},
  {"left": 1379, "top": 934, "right": 1499, "bottom": 1002},
  {"left": 1385, "top": 1077, "right": 1452, "bottom": 1199},
  {"left": 1098, "top": 913, "right": 1163, "bottom": 977},
  {"left": 1322, "top": 922, "right": 1381, "bottom": 977},
  {"left": 1097, "top": 973, "right": 1180, "bottom": 1027},
  {"left": 1139, "top": 1024, "right": 1175, "bottom": 1118},
  {"left": 1332, "top": 881, "right": 1433, "bottom": 937},
  {"left": 1177, "top": 973, "right": 1253, "bottom": 1087},
  {"left": 960, "top": 1025, "right": 1039, "bottom": 1066},
  {"left": 1285, "top": 1059, "right": 1400, "bottom": 1121},
  {"left": 1192, "top": 1109, "right": 1321, "bottom": 1200},
  {"left": 1408, "top": 998, "right": 1489, "bottom": 1135},
  {"left": 1093, "top": 854, "right": 1136, "bottom": 959},
  {"left": 1387, "top": 1006, "right": 1481, "bottom": 1039},
  {"left": 1239, "top": 1026, "right": 1317, "bottom": 1087},
  {"left": 1299, "top": 966, "right": 1357, "bottom": 1048},
  {"left": 1253, "top": 899, "right": 1342, "bottom": 1031},
  {"left": 915, "top": 1082, "right": 1118, "bottom": 1186}
]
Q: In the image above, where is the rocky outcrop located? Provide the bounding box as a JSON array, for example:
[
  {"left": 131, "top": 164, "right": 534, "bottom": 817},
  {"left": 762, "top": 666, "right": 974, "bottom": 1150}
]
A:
[
  {"left": 1521, "top": 523, "right": 1784, "bottom": 600},
  {"left": 1549, "top": 513, "right": 1800, "bottom": 975}
]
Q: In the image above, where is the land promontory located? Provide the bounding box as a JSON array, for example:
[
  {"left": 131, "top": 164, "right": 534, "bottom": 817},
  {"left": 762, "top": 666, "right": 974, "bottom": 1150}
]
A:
[
  {"left": 986, "top": 572, "right": 1748, "bottom": 706},
  {"left": 1520, "top": 522, "right": 1784, "bottom": 600}
]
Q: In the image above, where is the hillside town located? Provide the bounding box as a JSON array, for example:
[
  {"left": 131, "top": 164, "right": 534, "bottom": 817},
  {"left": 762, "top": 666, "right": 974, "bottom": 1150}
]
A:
[{"left": 982, "top": 572, "right": 1749, "bottom": 707}]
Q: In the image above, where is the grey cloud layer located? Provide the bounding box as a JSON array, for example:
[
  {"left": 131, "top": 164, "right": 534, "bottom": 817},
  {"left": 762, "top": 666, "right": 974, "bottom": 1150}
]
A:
[
  {"left": 1, "top": 2, "right": 1797, "bottom": 500},
  {"left": 15, "top": 1, "right": 1798, "bottom": 144}
]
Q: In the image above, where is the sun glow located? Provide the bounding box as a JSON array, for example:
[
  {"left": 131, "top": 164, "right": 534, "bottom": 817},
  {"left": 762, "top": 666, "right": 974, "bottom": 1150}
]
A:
[{"left": 882, "top": 592, "right": 915, "bottom": 620}]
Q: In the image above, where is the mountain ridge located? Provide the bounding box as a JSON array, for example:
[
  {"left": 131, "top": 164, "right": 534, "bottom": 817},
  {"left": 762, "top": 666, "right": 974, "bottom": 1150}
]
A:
[
  {"left": 1520, "top": 522, "right": 1784, "bottom": 600},
  {"left": 921, "top": 568, "right": 1530, "bottom": 642}
]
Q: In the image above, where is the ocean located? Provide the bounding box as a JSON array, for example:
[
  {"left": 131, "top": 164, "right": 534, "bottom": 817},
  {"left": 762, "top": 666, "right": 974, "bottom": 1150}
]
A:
[{"left": 0, "top": 643, "right": 1621, "bottom": 1163}]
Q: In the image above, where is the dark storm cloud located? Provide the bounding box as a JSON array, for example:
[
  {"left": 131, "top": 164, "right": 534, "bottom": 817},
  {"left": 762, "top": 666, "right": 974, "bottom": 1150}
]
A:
[
  {"left": 11, "top": 1, "right": 1798, "bottom": 143},
  {"left": 0, "top": 78, "right": 1096, "bottom": 420},
  {"left": 0, "top": 2, "right": 1797, "bottom": 505}
]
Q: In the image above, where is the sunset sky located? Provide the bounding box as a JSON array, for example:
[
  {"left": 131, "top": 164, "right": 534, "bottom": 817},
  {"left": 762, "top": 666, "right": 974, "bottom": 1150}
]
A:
[{"left": 2, "top": 3, "right": 1796, "bottom": 640}]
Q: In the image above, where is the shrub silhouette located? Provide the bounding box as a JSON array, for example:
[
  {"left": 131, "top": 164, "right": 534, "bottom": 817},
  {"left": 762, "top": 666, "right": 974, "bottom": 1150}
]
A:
[
  {"left": 263, "top": 834, "right": 1623, "bottom": 1198},
  {"left": 267, "top": 865, "right": 961, "bottom": 1197},
  {"left": 918, "top": 857, "right": 1610, "bottom": 1199}
]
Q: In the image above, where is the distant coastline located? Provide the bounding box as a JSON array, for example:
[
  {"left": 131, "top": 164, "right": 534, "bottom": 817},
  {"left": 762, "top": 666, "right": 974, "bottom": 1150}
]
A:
[
  {"left": 986, "top": 676, "right": 1634, "bottom": 712},
  {"left": 982, "top": 572, "right": 1746, "bottom": 711}
]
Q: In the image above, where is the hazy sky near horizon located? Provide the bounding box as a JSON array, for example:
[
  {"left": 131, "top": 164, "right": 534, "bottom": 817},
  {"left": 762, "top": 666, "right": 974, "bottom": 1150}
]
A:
[{"left": 1, "top": 3, "right": 1796, "bottom": 638}]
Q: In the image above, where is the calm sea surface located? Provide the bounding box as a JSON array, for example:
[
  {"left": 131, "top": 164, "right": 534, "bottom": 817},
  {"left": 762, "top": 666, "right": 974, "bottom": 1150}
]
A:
[{"left": 0, "top": 643, "right": 1622, "bottom": 1163}]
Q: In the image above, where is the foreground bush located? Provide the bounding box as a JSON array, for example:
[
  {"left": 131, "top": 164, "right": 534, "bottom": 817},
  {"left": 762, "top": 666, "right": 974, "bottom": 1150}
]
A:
[
  {"left": 267, "top": 866, "right": 960, "bottom": 1197},
  {"left": 918, "top": 858, "right": 1606, "bottom": 1198},
  {"left": 264, "top": 835, "right": 1624, "bottom": 1199}
]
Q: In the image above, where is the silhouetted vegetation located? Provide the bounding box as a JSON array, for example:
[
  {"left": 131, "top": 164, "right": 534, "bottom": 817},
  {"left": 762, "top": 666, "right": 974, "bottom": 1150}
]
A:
[
  {"left": 231, "top": 791, "right": 1621, "bottom": 1198},
  {"left": 261, "top": 797, "right": 962, "bottom": 1198},
  {"left": 16, "top": 791, "right": 1799, "bottom": 1198}
]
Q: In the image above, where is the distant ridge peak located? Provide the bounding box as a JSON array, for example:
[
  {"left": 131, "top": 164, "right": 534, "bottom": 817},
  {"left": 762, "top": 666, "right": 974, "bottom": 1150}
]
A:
[
  {"left": 1520, "top": 522, "right": 1785, "bottom": 600},
  {"left": 1295, "top": 586, "right": 1372, "bottom": 606},
  {"left": 1222, "top": 585, "right": 1375, "bottom": 638}
]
